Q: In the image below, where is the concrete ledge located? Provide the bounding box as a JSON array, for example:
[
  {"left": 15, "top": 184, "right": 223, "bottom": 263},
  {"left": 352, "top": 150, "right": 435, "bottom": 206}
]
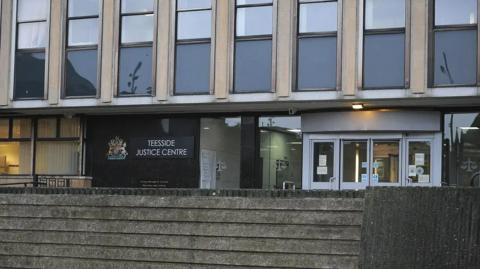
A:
[{"left": 0, "top": 187, "right": 365, "bottom": 198}]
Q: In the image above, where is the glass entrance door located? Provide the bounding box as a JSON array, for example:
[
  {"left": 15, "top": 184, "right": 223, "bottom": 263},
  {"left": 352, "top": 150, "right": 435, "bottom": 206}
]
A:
[{"left": 305, "top": 133, "right": 439, "bottom": 190}]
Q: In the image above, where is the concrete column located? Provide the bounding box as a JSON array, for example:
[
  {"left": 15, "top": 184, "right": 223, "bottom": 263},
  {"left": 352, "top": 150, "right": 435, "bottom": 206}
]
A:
[
  {"left": 214, "top": 0, "right": 229, "bottom": 99},
  {"left": 411, "top": 0, "right": 427, "bottom": 94},
  {"left": 155, "top": 0, "right": 170, "bottom": 101},
  {"left": 0, "top": 0, "right": 13, "bottom": 106},
  {"left": 275, "top": 0, "right": 293, "bottom": 97},
  {"left": 342, "top": 0, "right": 358, "bottom": 96},
  {"left": 47, "top": 0, "right": 65, "bottom": 105},
  {"left": 100, "top": 0, "right": 117, "bottom": 103}
]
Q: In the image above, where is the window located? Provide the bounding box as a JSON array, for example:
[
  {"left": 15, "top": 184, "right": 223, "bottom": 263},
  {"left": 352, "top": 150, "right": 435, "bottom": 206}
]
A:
[
  {"left": 0, "top": 118, "right": 32, "bottom": 175},
  {"left": 296, "top": 0, "right": 340, "bottom": 90},
  {"left": 65, "top": 0, "right": 100, "bottom": 97},
  {"left": 174, "top": 0, "right": 213, "bottom": 94},
  {"left": 14, "top": 0, "right": 50, "bottom": 99},
  {"left": 35, "top": 117, "right": 80, "bottom": 175},
  {"left": 432, "top": 0, "right": 477, "bottom": 86},
  {"left": 234, "top": 0, "right": 274, "bottom": 92},
  {"left": 363, "top": 0, "right": 407, "bottom": 89},
  {"left": 118, "top": 0, "right": 154, "bottom": 96}
]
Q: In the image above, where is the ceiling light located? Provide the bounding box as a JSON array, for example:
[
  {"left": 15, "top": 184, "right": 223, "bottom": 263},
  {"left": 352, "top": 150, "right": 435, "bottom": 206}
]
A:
[
  {"left": 352, "top": 104, "right": 363, "bottom": 110},
  {"left": 460, "top": 127, "right": 479, "bottom": 130},
  {"left": 203, "top": 127, "right": 210, "bottom": 130},
  {"left": 287, "top": 129, "right": 302, "bottom": 133}
]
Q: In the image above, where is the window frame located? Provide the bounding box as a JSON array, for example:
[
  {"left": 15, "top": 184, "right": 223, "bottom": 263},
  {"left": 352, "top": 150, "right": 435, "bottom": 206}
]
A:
[
  {"left": 427, "top": 0, "right": 480, "bottom": 88},
  {"left": 292, "top": 0, "right": 343, "bottom": 91},
  {"left": 358, "top": 0, "right": 411, "bottom": 90},
  {"left": 170, "top": 0, "right": 216, "bottom": 96},
  {"left": 115, "top": 0, "right": 158, "bottom": 98},
  {"left": 62, "top": 0, "right": 103, "bottom": 99},
  {"left": 34, "top": 116, "right": 83, "bottom": 176},
  {"left": 0, "top": 117, "right": 33, "bottom": 176},
  {"left": 229, "top": 0, "right": 278, "bottom": 94},
  {"left": 13, "top": 0, "right": 51, "bottom": 100}
]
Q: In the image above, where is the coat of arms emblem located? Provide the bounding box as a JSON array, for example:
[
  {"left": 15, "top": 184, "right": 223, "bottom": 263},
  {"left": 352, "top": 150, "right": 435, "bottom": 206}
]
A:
[{"left": 107, "top": 136, "right": 128, "bottom": 160}]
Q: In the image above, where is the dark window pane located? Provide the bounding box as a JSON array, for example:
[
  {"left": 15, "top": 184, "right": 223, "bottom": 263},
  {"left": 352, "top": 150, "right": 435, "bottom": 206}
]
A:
[
  {"left": 121, "top": 0, "right": 154, "bottom": 13},
  {"left": 175, "top": 43, "right": 211, "bottom": 94},
  {"left": 298, "top": 37, "right": 337, "bottom": 89},
  {"left": 434, "top": 30, "right": 477, "bottom": 85},
  {"left": 68, "top": 0, "right": 99, "bottom": 17},
  {"left": 299, "top": 2, "right": 337, "bottom": 33},
  {"left": 178, "top": 0, "right": 211, "bottom": 10},
  {"left": 364, "top": 33, "right": 405, "bottom": 88},
  {"left": 119, "top": 47, "right": 153, "bottom": 95},
  {"left": 15, "top": 52, "right": 45, "bottom": 99},
  {"left": 365, "top": 0, "right": 405, "bottom": 29},
  {"left": 234, "top": 40, "right": 272, "bottom": 92},
  {"left": 237, "top": 0, "right": 272, "bottom": 5},
  {"left": 66, "top": 50, "right": 98, "bottom": 97},
  {"left": 237, "top": 6, "right": 272, "bottom": 36},
  {"left": 435, "top": 0, "right": 477, "bottom": 26}
]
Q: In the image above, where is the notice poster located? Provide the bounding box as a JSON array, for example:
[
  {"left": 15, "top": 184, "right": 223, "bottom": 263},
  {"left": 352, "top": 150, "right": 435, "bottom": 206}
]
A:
[
  {"left": 418, "top": 175, "right": 430, "bottom": 183},
  {"left": 408, "top": 165, "right": 417, "bottom": 177},
  {"left": 317, "top": 166, "right": 328, "bottom": 175},
  {"left": 415, "top": 153, "right": 425, "bottom": 166},
  {"left": 319, "top": 155, "right": 327, "bottom": 166}
]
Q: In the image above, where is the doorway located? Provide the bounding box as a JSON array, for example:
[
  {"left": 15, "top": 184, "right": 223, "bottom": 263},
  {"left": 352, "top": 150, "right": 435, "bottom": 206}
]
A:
[{"left": 302, "top": 133, "right": 442, "bottom": 190}]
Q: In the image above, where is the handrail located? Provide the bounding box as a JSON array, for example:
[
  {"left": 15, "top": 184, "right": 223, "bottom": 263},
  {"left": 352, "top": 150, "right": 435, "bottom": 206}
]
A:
[
  {"left": 282, "top": 181, "right": 295, "bottom": 190},
  {"left": 470, "top": 172, "right": 480, "bottom": 187},
  {"left": 0, "top": 182, "right": 47, "bottom": 187}
]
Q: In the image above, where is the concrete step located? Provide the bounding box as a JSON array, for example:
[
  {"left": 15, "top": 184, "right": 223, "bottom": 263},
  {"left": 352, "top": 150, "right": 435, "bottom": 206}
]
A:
[
  {"left": 0, "top": 217, "right": 362, "bottom": 240},
  {"left": 0, "top": 230, "right": 360, "bottom": 255},
  {"left": 0, "top": 242, "right": 359, "bottom": 269},
  {"left": 0, "top": 205, "right": 363, "bottom": 225}
]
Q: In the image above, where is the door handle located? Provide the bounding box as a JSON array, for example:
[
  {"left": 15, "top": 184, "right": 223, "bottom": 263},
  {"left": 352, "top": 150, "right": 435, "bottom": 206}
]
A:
[{"left": 406, "top": 177, "right": 412, "bottom": 186}]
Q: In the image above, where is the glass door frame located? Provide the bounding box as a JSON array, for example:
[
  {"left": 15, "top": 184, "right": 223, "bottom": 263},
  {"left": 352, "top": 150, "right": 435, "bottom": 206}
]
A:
[
  {"left": 369, "top": 137, "right": 403, "bottom": 187},
  {"left": 303, "top": 134, "right": 340, "bottom": 190},
  {"left": 403, "top": 133, "right": 440, "bottom": 187}
]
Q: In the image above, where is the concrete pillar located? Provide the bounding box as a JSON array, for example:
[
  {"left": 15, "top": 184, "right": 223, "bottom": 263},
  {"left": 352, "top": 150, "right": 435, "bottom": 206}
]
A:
[
  {"left": 47, "top": 0, "right": 65, "bottom": 105},
  {"left": 100, "top": 0, "right": 117, "bottom": 103},
  {"left": 155, "top": 0, "right": 170, "bottom": 101},
  {"left": 276, "top": 0, "right": 293, "bottom": 97},
  {"left": 411, "top": 0, "right": 427, "bottom": 94},
  {"left": 342, "top": 0, "right": 358, "bottom": 96},
  {"left": 0, "top": 0, "right": 13, "bottom": 106},
  {"left": 214, "top": 0, "right": 229, "bottom": 99}
]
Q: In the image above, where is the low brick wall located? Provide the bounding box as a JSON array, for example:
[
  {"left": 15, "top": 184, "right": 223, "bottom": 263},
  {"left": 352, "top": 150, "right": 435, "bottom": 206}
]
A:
[
  {"left": 359, "top": 187, "right": 480, "bottom": 269},
  {"left": 0, "top": 188, "right": 364, "bottom": 269}
]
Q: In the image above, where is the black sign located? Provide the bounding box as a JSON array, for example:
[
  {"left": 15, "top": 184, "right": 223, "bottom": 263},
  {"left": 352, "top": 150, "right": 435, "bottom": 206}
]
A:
[{"left": 130, "top": 137, "right": 194, "bottom": 159}]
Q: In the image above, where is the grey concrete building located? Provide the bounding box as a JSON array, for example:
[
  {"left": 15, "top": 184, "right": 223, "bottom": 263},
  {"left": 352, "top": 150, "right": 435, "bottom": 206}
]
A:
[{"left": 0, "top": 0, "right": 478, "bottom": 190}]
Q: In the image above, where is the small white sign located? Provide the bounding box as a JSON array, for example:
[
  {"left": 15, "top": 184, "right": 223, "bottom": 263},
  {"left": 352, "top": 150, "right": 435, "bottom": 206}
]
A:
[
  {"left": 319, "top": 155, "right": 327, "bottom": 166},
  {"left": 317, "top": 166, "right": 328, "bottom": 175},
  {"left": 416, "top": 166, "right": 425, "bottom": 176},
  {"left": 361, "top": 174, "right": 368, "bottom": 183},
  {"left": 408, "top": 165, "right": 417, "bottom": 177},
  {"left": 373, "top": 162, "right": 379, "bottom": 169},
  {"left": 362, "top": 162, "right": 368, "bottom": 168},
  {"left": 418, "top": 174, "right": 430, "bottom": 183},
  {"left": 415, "top": 153, "right": 425, "bottom": 166}
]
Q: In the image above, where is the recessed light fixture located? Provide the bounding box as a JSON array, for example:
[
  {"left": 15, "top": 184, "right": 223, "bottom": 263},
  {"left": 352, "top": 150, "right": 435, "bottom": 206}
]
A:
[
  {"left": 352, "top": 103, "right": 363, "bottom": 110},
  {"left": 460, "top": 127, "right": 479, "bottom": 130},
  {"left": 287, "top": 129, "right": 302, "bottom": 133},
  {"left": 203, "top": 127, "right": 210, "bottom": 130}
]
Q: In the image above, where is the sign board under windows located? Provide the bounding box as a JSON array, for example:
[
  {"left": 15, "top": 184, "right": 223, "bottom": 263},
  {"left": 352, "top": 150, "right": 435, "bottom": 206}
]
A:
[{"left": 130, "top": 137, "right": 195, "bottom": 159}]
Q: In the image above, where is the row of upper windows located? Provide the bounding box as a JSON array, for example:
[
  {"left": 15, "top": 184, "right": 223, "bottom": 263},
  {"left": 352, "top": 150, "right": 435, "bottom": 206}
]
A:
[{"left": 9, "top": 0, "right": 480, "bottom": 100}]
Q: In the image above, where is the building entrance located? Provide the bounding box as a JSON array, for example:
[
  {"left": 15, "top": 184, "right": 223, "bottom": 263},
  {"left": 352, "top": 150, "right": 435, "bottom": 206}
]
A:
[{"left": 302, "top": 133, "right": 442, "bottom": 190}]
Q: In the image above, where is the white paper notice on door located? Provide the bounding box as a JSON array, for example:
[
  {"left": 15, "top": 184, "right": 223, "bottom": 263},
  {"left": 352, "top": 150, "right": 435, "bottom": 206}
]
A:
[
  {"left": 317, "top": 166, "right": 328, "bottom": 175},
  {"left": 408, "top": 165, "right": 417, "bottom": 177},
  {"left": 418, "top": 174, "right": 430, "bottom": 183},
  {"left": 319, "top": 155, "right": 327, "bottom": 166},
  {"left": 415, "top": 153, "right": 425, "bottom": 166}
]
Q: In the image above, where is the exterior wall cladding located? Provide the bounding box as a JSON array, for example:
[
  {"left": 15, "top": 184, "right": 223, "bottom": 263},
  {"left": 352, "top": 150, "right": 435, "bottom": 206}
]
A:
[
  {"left": 1, "top": 0, "right": 479, "bottom": 113},
  {"left": 1, "top": 0, "right": 480, "bottom": 189}
]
